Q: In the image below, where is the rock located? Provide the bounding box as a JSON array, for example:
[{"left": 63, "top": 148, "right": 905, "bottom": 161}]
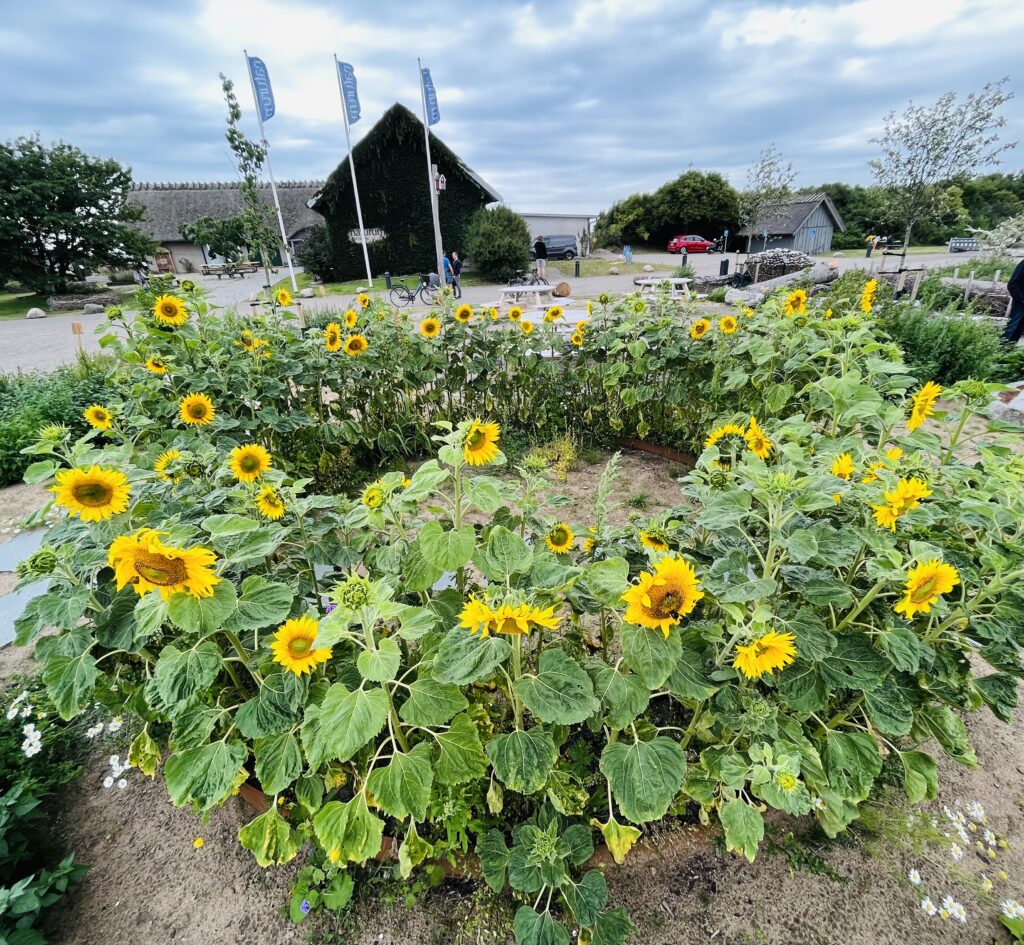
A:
[
  {"left": 83, "top": 303, "right": 105, "bottom": 313},
  {"left": 833, "top": 251, "right": 846, "bottom": 257},
  {"left": 298, "top": 287, "right": 315, "bottom": 298},
  {"left": 724, "top": 288, "right": 761, "bottom": 305},
  {"left": 608, "top": 267, "right": 620, "bottom": 275},
  {"left": 25, "top": 307, "right": 46, "bottom": 319},
  {"left": 552, "top": 281, "right": 571, "bottom": 297},
  {"left": 642, "top": 264, "right": 655, "bottom": 272}
]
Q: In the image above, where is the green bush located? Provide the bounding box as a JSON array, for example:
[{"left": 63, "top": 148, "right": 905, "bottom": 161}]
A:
[
  {"left": 295, "top": 224, "right": 340, "bottom": 284},
  {"left": 674, "top": 263, "right": 695, "bottom": 279},
  {"left": 463, "top": 206, "right": 532, "bottom": 283}
]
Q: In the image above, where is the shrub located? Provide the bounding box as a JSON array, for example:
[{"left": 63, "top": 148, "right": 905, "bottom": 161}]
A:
[
  {"left": 296, "top": 224, "right": 340, "bottom": 284},
  {"left": 463, "top": 206, "right": 532, "bottom": 283},
  {"left": 707, "top": 287, "right": 728, "bottom": 303},
  {"left": 674, "top": 262, "right": 696, "bottom": 279}
]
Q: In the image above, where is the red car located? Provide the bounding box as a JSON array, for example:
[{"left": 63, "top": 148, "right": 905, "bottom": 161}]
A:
[{"left": 667, "top": 234, "right": 717, "bottom": 253}]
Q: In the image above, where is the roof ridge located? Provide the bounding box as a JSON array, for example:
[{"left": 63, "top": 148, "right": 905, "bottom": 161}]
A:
[{"left": 131, "top": 180, "right": 325, "bottom": 191}]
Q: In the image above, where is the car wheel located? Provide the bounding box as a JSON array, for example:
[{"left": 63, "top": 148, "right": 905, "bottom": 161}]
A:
[{"left": 563, "top": 250, "right": 575, "bottom": 260}]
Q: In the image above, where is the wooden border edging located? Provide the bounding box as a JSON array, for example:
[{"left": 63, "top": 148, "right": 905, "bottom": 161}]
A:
[{"left": 614, "top": 437, "right": 696, "bottom": 467}]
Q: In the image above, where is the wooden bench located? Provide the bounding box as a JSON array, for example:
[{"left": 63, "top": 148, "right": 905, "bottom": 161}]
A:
[{"left": 201, "top": 263, "right": 259, "bottom": 279}]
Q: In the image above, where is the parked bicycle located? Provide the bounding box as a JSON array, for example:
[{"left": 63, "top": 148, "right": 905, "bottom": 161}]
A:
[
  {"left": 507, "top": 267, "right": 549, "bottom": 287},
  {"left": 389, "top": 274, "right": 437, "bottom": 307}
]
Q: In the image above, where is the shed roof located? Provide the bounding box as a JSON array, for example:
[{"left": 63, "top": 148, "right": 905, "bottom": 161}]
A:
[
  {"left": 738, "top": 193, "right": 846, "bottom": 237},
  {"left": 128, "top": 180, "right": 324, "bottom": 243}
]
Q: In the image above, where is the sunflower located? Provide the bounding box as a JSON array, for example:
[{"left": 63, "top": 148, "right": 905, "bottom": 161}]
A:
[
  {"left": 229, "top": 443, "right": 272, "bottom": 483},
  {"left": 639, "top": 529, "right": 669, "bottom": 552},
  {"left": 546, "top": 523, "right": 575, "bottom": 554},
  {"left": 704, "top": 422, "right": 747, "bottom": 450},
  {"left": 344, "top": 334, "right": 368, "bottom": 356},
  {"left": 324, "top": 322, "right": 342, "bottom": 352},
  {"left": 109, "top": 528, "right": 220, "bottom": 600},
  {"left": 741, "top": 305, "right": 755, "bottom": 318},
  {"left": 508, "top": 306, "right": 524, "bottom": 322},
  {"left": 254, "top": 486, "right": 285, "bottom": 520},
  {"left": 179, "top": 393, "right": 215, "bottom": 426},
  {"left": 831, "top": 453, "right": 855, "bottom": 480},
  {"left": 154, "top": 448, "right": 182, "bottom": 482},
  {"left": 489, "top": 307, "right": 499, "bottom": 320},
  {"left": 153, "top": 295, "right": 188, "bottom": 326},
  {"left": 690, "top": 319, "right": 711, "bottom": 340},
  {"left": 527, "top": 604, "right": 562, "bottom": 631},
  {"left": 583, "top": 537, "right": 597, "bottom": 553},
  {"left": 824, "top": 307, "right": 833, "bottom": 319},
  {"left": 544, "top": 305, "right": 564, "bottom": 323},
  {"left": 270, "top": 616, "right": 332, "bottom": 676},
  {"left": 885, "top": 477, "right": 932, "bottom": 515},
  {"left": 577, "top": 319, "right": 590, "bottom": 331},
  {"left": 732, "top": 631, "right": 797, "bottom": 680},
  {"left": 745, "top": 416, "right": 772, "bottom": 459},
  {"left": 235, "top": 330, "right": 258, "bottom": 352},
  {"left": 362, "top": 484, "right": 385, "bottom": 509},
  {"left": 145, "top": 357, "right": 168, "bottom": 375},
  {"left": 861, "top": 461, "right": 887, "bottom": 484},
  {"left": 341, "top": 308, "right": 357, "bottom": 329},
  {"left": 633, "top": 300, "right": 646, "bottom": 314},
  {"left": 859, "top": 278, "right": 878, "bottom": 313},
  {"left": 464, "top": 419, "right": 501, "bottom": 466},
  {"left": 454, "top": 304, "right": 474, "bottom": 323},
  {"left": 356, "top": 292, "right": 370, "bottom": 309},
  {"left": 521, "top": 321, "right": 534, "bottom": 335},
  {"left": 84, "top": 405, "right": 113, "bottom": 431},
  {"left": 894, "top": 560, "right": 960, "bottom": 620},
  {"left": 570, "top": 332, "right": 584, "bottom": 347},
  {"left": 459, "top": 596, "right": 496, "bottom": 637},
  {"left": 181, "top": 279, "right": 196, "bottom": 292},
  {"left": 886, "top": 446, "right": 903, "bottom": 462},
  {"left": 420, "top": 317, "right": 441, "bottom": 338},
  {"left": 907, "top": 381, "right": 942, "bottom": 432},
  {"left": 782, "top": 289, "right": 807, "bottom": 316},
  {"left": 871, "top": 502, "right": 901, "bottom": 532},
  {"left": 492, "top": 603, "right": 534, "bottom": 636},
  {"left": 719, "top": 315, "right": 738, "bottom": 335},
  {"left": 621, "top": 556, "right": 704, "bottom": 638},
  {"left": 52, "top": 466, "right": 131, "bottom": 522},
  {"left": 275, "top": 288, "right": 292, "bottom": 307}
]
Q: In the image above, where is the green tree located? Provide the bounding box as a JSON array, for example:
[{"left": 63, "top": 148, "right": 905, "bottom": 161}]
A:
[
  {"left": 463, "top": 206, "right": 531, "bottom": 282},
  {"left": 649, "top": 170, "right": 740, "bottom": 245},
  {"left": 592, "top": 192, "right": 655, "bottom": 248},
  {"left": 178, "top": 216, "right": 249, "bottom": 263},
  {"left": 295, "top": 224, "right": 339, "bottom": 282},
  {"left": 0, "top": 136, "right": 154, "bottom": 294},
  {"left": 739, "top": 145, "right": 796, "bottom": 252}
]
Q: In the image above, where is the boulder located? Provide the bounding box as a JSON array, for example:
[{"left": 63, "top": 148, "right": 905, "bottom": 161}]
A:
[
  {"left": 642, "top": 264, "right": 655, "bottom": 272},
  {"left": 724, "top": 288, "right": 761, "bottom": 305},
  {"left": 552, "top": 281, "right": 571, "bottom": 298},
  {"left": 298, "top": 287, "right": 315, "bottom": 298},
  {"left": 608, "top": 267, "right": 620, "bottom": 275},
  {"left": 833, "top": 251, "right": 846, "bottom": 257},
  {"left": 25, "top": 307, "right": 46, "bottom": 319},
  {"left": 83, "top": 303, "right": 105, "bottom": 314}
]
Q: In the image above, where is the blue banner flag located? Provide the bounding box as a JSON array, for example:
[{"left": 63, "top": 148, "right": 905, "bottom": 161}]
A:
[
  {"left": 247, "top": 56, "right": 275, "bottom": 123},
  {"left": 421, "top": 67, "right": 440, "bottom": 125},
  {"left": 337, "top": 61, "right": 361, "bottom": 125}
]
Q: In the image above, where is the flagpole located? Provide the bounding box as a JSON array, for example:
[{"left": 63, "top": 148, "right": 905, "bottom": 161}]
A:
[
  {"left": 334, "top": 55, "right": 373, "bottom": 288},
  {"left": 417, "top": 58, "right": 445, "bottom": 283},
  {"left": 243, "top": 49, "right": 298, "bottom": 293}
]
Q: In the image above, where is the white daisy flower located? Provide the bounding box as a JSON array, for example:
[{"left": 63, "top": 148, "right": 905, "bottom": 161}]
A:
[
  {"left": 967, "top": 802, "right": 986, "bottom": 823},
  {"left": 908, "top": 869, "right": 922, "bottom": 886},
  {"left": 950, "top": 843, "right": 964, "bottom": 861},
  {"left": 107, "top": 717, "right": 124, "bottom": 733},
  {"left": 920, "top": 897, "right": 937, "bottom": 916},
  {"left": 116, "top": 778, "right": 127, "bottom": 790},
  {"left": 102, "top": 776, "right": 114, "bottom": 789}
]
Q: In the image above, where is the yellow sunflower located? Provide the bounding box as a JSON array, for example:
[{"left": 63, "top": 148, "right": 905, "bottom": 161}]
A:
[
  {"left": 464, "top": 419, "right": 501, "bottom": 466},
  {"left": 145, "top": 357, "right": 168, "bottom": 375},
  {"left": 153, "top": 295, "right": 188, "bottom": 326},
  {"left": 885, "top": 477, "right": 932, "bottom": 515},
  {"left": 420, "top": 317, "right": 441, "bottom": 338},
  {"left": 871, "top": 502, "right": 901, "bottom": 532},
  {"left": 362, "top": 484, "right": 385, "bottom": 509},
  {"left": 489, "top": 307, "right": 499, "bottom": 320},
  {"left": 356, "top": 292, "right": 370, "bottom": 309},
  {"left": 745, "top": 416, "right": 772, "bottom": 459},
  {"left": 270, "top": 616, "right": 332, "bottom": 676},
  {"left": 84, "top": 405, "right": 113, "bottom": 431},
  {"left": 831, "top": 453, "right": 855, "bottom": 480},
  {"left": 345, "top": 308, "right": 358, "bottom": 329},
  {"left": 782, "top": 289, "right": 807, "bottom": 316},
  {"left": 860, "top": 278, "right": 878, "bottom": 313},
  {"left": 324, "top": 322, "right": 342, "bottom": 352},
  {"left": 824, "top": 307, "right": 833, "bottom": 319},
  {"left": 907, "top": 381, "right": 942, "bottom": 432},
  {"left": 228, "top": 443, "right": 272, "bottom": 483},
  {"left": 894, "top": 560, "right": 960, "bottom": 620},
  {"left": 521, "top": 321, "right": 534, "bottom": 335},
  {"left": 344, "top": 334, "right": 368, "bottom": 356},
  {"left": 570, "top": 332, "right": 584, "bottom": 347},
  {"left": 621, "top": 556, "right": 704, "bottom": 638},
  {"left": 491, "top": 603, "right": 533, "bottom": 636},
  {"left": 108, "top": 528, "right": 220, "bottom": 599},
  {"left": 732, "top": 631, "right": 797, "bottom": 680},
  {"left": 690, "top": 318, "right": 711, "bottom": 340},
  {"left": 719, "top": 315, "right": 738, "bottom": 335},
  {"left": 454, "top": 304, "right": 474, "bottom": 323},
  {"left": 52, "top": 466, "right": 131, "bottom": 522},
  {"left": 508, "top": 306, "right": 524, "bottom": 322},
  {"left": 639, "top": 529, "right": 669, "bottom": 552},
  {"left": 154, "top": 448, "right": 182, "bottom": 482},
  {"left": 545, "top": 523, "right": 575, "bottom": 554},
  {"left": 704, "top": 422, "right": 747, "bottom": 450},
  {"left": 179, "top": 393, "right": 215, "bottom": 426},
  {"left": 275, "top": 288, "right": 292, "bottom": 307},
  {"left": 527, "top": 604, "right": 562, "bottom": 631},
  {"left": 741, "top": 306, "right": 755, "bottom": 318},
  {"left": 886, "top": 446, "right": 903, "bottom": 462},
  {"left": 459, "top": 596, "right": 496, "bottom": 637},
  {"left": 544, "top": 305, "right": 564, "bottom": 323},
  {"left": 577, "top": 319, "right": 590, "bottom": 331},
  {"left": 861, "top": 461, "right": 887, "bottom": 484},
  {"left": 256, "top": 486, "right": 285, "bottom": 520}
]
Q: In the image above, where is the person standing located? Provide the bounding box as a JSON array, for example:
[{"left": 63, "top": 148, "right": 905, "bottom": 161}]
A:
[
  {"left": 533, "top": 235, "right": 548, "bottom": 280},
  {"left": 1003, "top": 257, "right": 1024, "bottom": 344},
  {"left": 442, "top": 252, "right": 453, "bottom": 290},
  {"left": 451, "top": 250, "right": 463, "bottom": 299}
]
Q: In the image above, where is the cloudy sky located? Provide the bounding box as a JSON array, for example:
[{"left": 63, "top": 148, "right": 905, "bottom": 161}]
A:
[{"left": 2, "top": 0, "right": 1021, "bottom": 214}]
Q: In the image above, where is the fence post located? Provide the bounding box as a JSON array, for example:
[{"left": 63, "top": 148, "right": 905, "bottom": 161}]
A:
[
  {"left": 910, "top": 271, "right": 923, "bottom": 302},
  {"left": 964, "top": 271, "right": 975, "bottom": 304}
]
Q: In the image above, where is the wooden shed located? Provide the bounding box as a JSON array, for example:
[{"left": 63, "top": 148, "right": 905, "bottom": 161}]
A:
[{"left": 739, "top": 194, "right": 845, "bottom": 255}]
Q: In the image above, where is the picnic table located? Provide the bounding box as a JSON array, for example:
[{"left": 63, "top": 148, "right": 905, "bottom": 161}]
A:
[
  {"left": 634, "top": 277, "right": 692, "bottom": 300},
  {"left": 201, "top": 262, "right": 259, "bottom": 279},
  {"left": 498, "top": 284, "right": 556, "bottom": 306}
]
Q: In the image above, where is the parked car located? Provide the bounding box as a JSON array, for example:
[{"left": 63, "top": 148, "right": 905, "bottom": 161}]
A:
[
  {"left": 531, "top": 234, "right": 580, "bottom": 260},
  {"left": 667, "top": 234, "right": 717, "bottom": 254}
]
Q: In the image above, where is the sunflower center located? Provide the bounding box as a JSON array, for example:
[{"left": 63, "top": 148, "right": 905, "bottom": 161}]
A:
[
  {"left": 160, "top": 303, "right": 177, "bottom": 317},
  {"left": 264, "top": 492, "right": 282, "bottom": 508},
  {"left": 652, "top": 588, "right": 684, "bottom": 618},
  {"left": 189, "top": 404, "right": 208, "bottom": 419},
  {"left": 133, "top": 550, "right": 187, "bottom": 586},
  {"left": 288, "top": 636, "right": 313, "bottom": 656},
  {"left": 498, "top": 617, "right": 521, "bottom": 634},
  {"left": 467, "top": 428, "right": 486, "bottom": 449},
  {"left": 240, "top": 454, "right": 261, "bottom": 473},
  {"left": 71, "top": 481, "right": 114, "bottom": 507},
  {"left": 910, "top": 577, "right": 938, "bottom": 604},
  {"left": 550, "top": 527, "right": 569, "bottom": 545}
]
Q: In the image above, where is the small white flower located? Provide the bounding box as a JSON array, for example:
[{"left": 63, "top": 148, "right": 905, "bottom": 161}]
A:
[
  {"left": 984, "top": 829, "right": 997, "bottom": 847},
  {"left": 920, "top": 897, "right": 937, "bottom": 916},
  {"left": 85, "top": 723, "right": 104, "bottom": 739},
  {"left": 20, "top": 704, "right": 32, "bottom": 718},
  {"left": 116, "top": 778, "right": 127, "bottom": 790},
  {"left": 956, "top": 826, "right": 969, "bottom": 844},
  {"left": 811, "top": 795, "right": 826, "bottom": 811},
  {"left": 22, "top": 742, "right": 41, "bottom": 758},
  {"left": 908, "top": 868, "right": 922, "bottom": 886},
  {"left": 950, "top": 843, "right": 964, "bottom": 861},
  {"left": 940, "top": 896, "right": 966, "bottom": 924},
  {"left": 102, "top": 776, "right": 114, "bottom": 789},
  {"left": 107, "top": 717, "right": 124, "bottom": 733},
  {"left": 968, "top": 801, "right": 986, "bottom": 823},
  {"left": 108, "top": 754, "right": 120, "bottom": 767},
  {"left": 1003, "top": 900, "right": 1024, "bottom": 920},
  {"left": 5, "top": 706, "right": 18, "bottom": 720}
]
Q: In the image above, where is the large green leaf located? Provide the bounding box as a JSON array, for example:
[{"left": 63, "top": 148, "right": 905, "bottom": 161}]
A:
[
  {"left": 864, "top": 678, "right": 914, "bottom": 736},
  {"left": 167, "top": 580, "right": 238, "bottom": 635},
  {"left": 165, "top": 740, "right": 247, "bottom": 811},
  {"left": 621, "top": 624, "right": 682, "bottom": 689},
  {"left": 238, "top": 806, "right": 301, "bottom": 867},
  {"left": 152, "top": 641, "right": 222, "bottom": 711},
  {"left": 319, "top": 684, "right": 389, "bottom": 762},
  {"left": 357, "top": 637, "right": 402, "bottom": 682},
  {"left": 514, "top": 649, "right": 600, "bottom": 725},
  {"left": 562, "top": 870, "right": 608, "bottom": 927},
  {"left": 254, "top": 732, "right": 303, "bottom": 795},
  {"left": 42, "top": 647, "right": 97, "bottom": 720},
  {"left": 480, "top": 525, "right": 533, "bottom": 580},
  {"left": 433, "top": 712, "right": 488, "bottom": 785},
  {"left": 600, "top": 737, "right": 686, "bottom": 823},
  {"left": 719, "top": 799, "right": 764, "bottom": 862},
  {"left": 398, "top": 673, "right": 468, "bottom": 727},
  {"left": 224, "top": 576, "right": 293, "bottom": 631},
  {"left": 583, "top": 557, "right": 630, "bottom": 607},
  {"left": 235, "top": 671, "right": 304, "bottom": 739},
  {"left": 818, "top": 635, "right": 886, "bottom": 692},
  {"left": 913, "top": 705, "right": 977, "bottom": 768},
  {"left": 666, "top": 647, "right": 718, "bottom": 701},
  {"left": 367, "top": 743, "right": 434, "bottom": 821},
  {"left": 587, "top": 661, "right": 650, "bottom": 729},
  {"left": 417, "top": 521, "right": 476, "bottom": 571},
  {"left": 591, "top": 907, "right": 637, "bottom": 945},
  {"left": 433, "top": 628, "right": 511, "bottom": 685},
  {"left": 821, "top": 731, "right": 882, "bottom": 801},
  {"left": 513, "top": 907, "right": 569, "bottom": 945},
  {"left": 486, "top": 727, "right": 557, "bottom": 794},
  {"left": 476, "top": 828, "right": 511, "bottom": 893},
  {"left": 900, "top": 750, "right": 939, "bottom": 803},
  {"left": 312, "top": 794, "right": 384, "bottom": 865}
]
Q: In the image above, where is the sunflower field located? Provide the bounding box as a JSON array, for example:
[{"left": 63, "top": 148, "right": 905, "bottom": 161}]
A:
[{"left": 11, "top": 279, "right": 1024, "bottom": 944}]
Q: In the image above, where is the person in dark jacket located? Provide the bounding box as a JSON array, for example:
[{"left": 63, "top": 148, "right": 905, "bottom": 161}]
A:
[
  {"left": 451, "top": 250, "right": 463, "bottom": 299},
  {"left": 1004, "top": 257, "right": 1024, "bottom": 344},
  {"left": 533, "top": 235, "right": 548, "bottom": 279}
]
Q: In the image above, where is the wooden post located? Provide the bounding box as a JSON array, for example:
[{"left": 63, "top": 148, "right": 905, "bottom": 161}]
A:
[
  {"left": 953, "top": 267, "right": 960, "bottom": 279},
  {"left": 295, "top": 300, "right": 305, "bottom": 330},
  {"left": 753, "top": 263, "right": 761, "bottom": 284},
  {"left": 71, "top": 321, "right": 84, "bottom": 353},
  {"left": 910, "top": 271, "right": 923, "bottom": 302},
  {"left": 994, "top": 270, "right": 1001, "bottom": 283},
  {"left": 896, "top": 271, "right": 907, "bottom": 293},
  {"left": 964, "top": 270, "right": 975, "bottom": 304}
]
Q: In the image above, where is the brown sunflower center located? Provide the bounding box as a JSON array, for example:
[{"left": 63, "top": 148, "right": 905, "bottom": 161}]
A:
[
  {"left": 651, "top": 587, "right": 684, "bottom": 618},
  {"left": 910, "top": 577, "right": 938, "bottom": 604},
  {"left": 72, "top": 481, "right": 114, "bottom": 507},
  {"left": 264, "top": 492, "right": 282, "bottom": 508},
  {"left": 160, "top": 303, "right": 178, "bottom": 317},
  {"left": 189, "top": 403, "right": 208, "bottom": 419},
  {"left": 239, "top": 454, "right": 261, "bottom": 473},
  {"left": 288, "top": 636, "right": 313, "bottom": 656},
  {"left": 133, "top": 550, "right": 187, "bottom": 586},
  {"left": 550, "top": 527, "right": 569, "bottom": 546}
]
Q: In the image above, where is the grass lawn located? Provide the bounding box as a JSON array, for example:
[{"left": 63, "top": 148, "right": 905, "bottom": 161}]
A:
[
  {"left": 0, "top": 290, "right": 51, "bottom": 320},
  {"left": 549, "top": 258, "right": 675, "bottom": 278}
]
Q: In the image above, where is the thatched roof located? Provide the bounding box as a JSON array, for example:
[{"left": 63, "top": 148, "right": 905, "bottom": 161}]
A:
[
  {"left": 738, "top": 193, "right": 846, "bottom": 237},
  {"left": 129, "top": 180, "right": 323, "bottom": 243}
]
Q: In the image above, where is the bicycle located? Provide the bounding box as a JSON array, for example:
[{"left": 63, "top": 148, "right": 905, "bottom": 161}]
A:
[
  {"left": 507, "top": 267, "right": 549, "bottom": 287},
  {"left": 389, "top": 275, "right": 437, "bottom": 307}
]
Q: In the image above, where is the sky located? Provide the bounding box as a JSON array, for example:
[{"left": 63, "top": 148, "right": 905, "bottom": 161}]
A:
[{"left": 2, "top": 0, "right": 1022, "bottom": 215}]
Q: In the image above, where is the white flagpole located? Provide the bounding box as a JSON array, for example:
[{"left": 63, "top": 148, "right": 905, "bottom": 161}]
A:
[
  {"left": 334, "top": 55, "right": 373, "bottom": 288},
  {"left": 417, "top": 59, "right": 445, "bottom": 282},
  {"left": 244, "top": 49, "right": 298, "bottom": 293}
]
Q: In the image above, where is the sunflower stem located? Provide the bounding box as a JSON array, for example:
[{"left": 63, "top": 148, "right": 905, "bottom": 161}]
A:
[
  {"left": 833, "top": 580, "right": 886, "bottom": 634},
  {"left": 222, "top": 629, "right": 262, "bottom": 686}
]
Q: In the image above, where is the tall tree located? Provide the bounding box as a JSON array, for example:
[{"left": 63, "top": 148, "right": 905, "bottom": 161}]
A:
[
  {"left": 869, "top": 79, "right": 1015, "bottom": 257},
  {"left": 0, "top": 137, "right": 154, "bottom": 294},
  {"left": 739, "top": 145, "right": 796, "bottom": 252},
  {"left": 649, "top": 170, "right": 740, "bottom": 244}
]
